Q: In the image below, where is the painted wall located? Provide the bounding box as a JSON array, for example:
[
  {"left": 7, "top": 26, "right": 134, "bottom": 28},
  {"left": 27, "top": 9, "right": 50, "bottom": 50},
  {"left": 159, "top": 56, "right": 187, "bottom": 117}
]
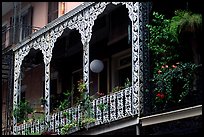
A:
[
  {"left": 59, "top": 2, "right": 83, "bottom": 16},
  {"left": 32, "top": 2, "right": 48, "bottom": 28},
  {"left": 65, "top": 2, "right": 83, "bottom": 14}
]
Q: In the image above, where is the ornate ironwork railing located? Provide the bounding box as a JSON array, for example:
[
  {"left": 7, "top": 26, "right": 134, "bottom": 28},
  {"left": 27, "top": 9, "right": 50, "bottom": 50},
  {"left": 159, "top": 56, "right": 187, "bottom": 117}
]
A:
[{"left": 8, "top": 86, "right": 138, "bottom": 135}]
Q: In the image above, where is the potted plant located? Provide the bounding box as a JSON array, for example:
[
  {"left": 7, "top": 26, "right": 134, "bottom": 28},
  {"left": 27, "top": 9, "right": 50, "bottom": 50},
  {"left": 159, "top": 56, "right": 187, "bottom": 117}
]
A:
[
  {"left": 82, "top": 117, "right": 96, "bottom": 129},
  {"left": 13, "top": 100, "right": 34, "bottom": 124}
]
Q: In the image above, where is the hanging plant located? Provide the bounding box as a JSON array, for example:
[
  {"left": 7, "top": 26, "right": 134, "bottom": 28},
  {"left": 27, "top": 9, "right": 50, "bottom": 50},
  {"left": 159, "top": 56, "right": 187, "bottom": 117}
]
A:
[{"left": 170, "top": 10, "right": 202, "bottom": 37}]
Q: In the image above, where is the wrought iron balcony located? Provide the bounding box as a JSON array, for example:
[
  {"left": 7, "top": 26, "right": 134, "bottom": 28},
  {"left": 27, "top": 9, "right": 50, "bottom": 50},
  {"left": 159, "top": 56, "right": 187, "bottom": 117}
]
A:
[{"left": 12, "top": 86, "right": 138, "bottom": 135}]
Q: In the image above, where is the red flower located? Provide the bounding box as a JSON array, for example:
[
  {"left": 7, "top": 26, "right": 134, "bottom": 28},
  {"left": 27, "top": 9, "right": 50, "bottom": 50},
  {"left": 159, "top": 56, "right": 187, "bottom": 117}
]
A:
[{"left": 156, "top": 92, "right": 165, "bottom": 99}]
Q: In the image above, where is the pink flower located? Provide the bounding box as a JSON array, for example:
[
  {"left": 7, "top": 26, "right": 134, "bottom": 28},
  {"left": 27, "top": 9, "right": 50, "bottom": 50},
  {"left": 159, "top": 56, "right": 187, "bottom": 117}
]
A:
[
  {"left": 97, "top": 91, "right": 104, "bottom": 97},
  {"left": 158, "top": 70, "right": 162, "bottom": 74},
  {"left": 165, "top": 65, "right": 168, "bottom": 68},
  {"left": 172, "top": 65, "right": 177, "bottom": 68},
  {"left": 161, "top": 66, "right": 165, "bottom": 69}
]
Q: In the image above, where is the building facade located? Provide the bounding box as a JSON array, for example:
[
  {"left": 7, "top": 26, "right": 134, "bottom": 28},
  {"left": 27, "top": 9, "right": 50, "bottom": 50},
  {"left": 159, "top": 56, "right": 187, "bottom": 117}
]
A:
[{"left": 2, "top": 2, "right": 202, "bottom": 135}]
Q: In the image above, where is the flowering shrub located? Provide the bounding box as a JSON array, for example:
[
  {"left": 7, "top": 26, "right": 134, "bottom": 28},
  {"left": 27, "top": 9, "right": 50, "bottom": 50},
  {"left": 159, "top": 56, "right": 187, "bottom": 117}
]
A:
[
  {"left": 152, "top": 62, "right": 200, "bottom": 110},
  {"left": 147, "top": 11, "right": 202, "bottom": 111}
]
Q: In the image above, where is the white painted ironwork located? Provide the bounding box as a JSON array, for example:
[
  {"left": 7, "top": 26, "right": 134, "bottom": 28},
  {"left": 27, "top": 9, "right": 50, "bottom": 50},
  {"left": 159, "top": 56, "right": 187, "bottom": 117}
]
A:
[
  {"left": 117, "top": 90, "right": 124, "bottom": 119},
  {"left": 95, "top": 98, "right": 103, "bottom": 125},
  {"left": 109, "top": 93, "right": 117, "bottom": 122},
  {"left": 14, "top": 86, "right": 140, "bottom": 135},
  {"left": 12, "top": 2, "right": 145, "bottom": 134},
  {"left": 102, "top": 95, "right": 109, "bottom": 123}
]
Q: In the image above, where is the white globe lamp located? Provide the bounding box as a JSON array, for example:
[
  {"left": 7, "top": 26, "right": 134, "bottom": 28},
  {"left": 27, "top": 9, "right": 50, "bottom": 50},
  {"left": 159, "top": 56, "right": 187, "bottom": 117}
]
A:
[{"left": 90, "top": 59, "right": 104, "bottom": 73}]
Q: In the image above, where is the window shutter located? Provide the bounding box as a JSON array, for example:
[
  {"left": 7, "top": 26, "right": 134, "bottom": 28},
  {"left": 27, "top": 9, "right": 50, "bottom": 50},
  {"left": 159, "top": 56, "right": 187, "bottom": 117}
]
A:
[{"left": 21, "top": 6, "right": 33, "bottom": 40}]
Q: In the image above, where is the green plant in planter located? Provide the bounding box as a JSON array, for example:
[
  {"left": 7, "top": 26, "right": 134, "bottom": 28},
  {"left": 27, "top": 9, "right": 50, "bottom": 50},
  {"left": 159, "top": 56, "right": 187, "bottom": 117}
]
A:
[
  {"left": 60, "top": 122, "right": 77, "bottom": 135},
  {"left": 111, "top": 78, "right": 132, "bottom": 93},
  {"left": 62, "top": 111, "right": 70, "bottom": 118},
  {"left": 77, "top": 79, "right": 94, "bottom": 118},
  {"left": 13, "top": 100, "right": 34, "bottom": 124},
  {"left": 80, "top": 117, "right": 96, "bottom": 128},
  {"left": 112, "top": 86, "right": 123, "bottom": 93},
  {"left": 58, "top": 90, "right": 72, "bottom": 111},
  {"left": 124, "top": 78, "right": 131, "bottom": 88}
]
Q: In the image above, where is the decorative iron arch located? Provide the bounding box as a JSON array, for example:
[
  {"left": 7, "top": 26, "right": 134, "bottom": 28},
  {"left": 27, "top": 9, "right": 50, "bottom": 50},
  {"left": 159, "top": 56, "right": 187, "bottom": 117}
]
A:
[{"left": 12, "top": 2, "right": 149, "bottom": 134}]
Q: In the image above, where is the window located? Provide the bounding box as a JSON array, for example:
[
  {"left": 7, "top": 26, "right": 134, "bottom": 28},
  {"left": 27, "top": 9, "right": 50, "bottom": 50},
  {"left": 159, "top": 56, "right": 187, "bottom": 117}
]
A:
[
  {"left": 21, "top": 7, "right": 33, "bottom": 40},
  {"left": 2, "top": 25, "right": 7, "bottom": 48},
  {"left": 9, "top": 6, "right": 33, "bottom": 44},
  {"left": 108, "top": 6, "right": 128, "bottom": 44},
  {"left": 90, "top": 59, "right": 108, "bottom": 95},
  {"left": 48, "top": 2, "right": 58, "bottom": 23},
  {"left": 111, "top": 49, "right": 132, "bottom": 89}
]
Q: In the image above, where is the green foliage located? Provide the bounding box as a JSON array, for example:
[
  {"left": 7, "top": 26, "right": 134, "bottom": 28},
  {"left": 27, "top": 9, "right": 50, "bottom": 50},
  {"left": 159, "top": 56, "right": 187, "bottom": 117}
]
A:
[
  {"left": 112, "top": 86, "right": 123, "bottom": 93},
  {"left": 80, "top": 117, "right": 96, "bottom": 127},
  {"left": 146, "top": 12, "right": 181, "bottom": 74},
  {"left": 111, "top": 78, "right": 132, "bottom": 93},
  {"left": 152, "top": 62, "right": 200, "bottom": 110},
  {"left": 77, "top": 79, "right": 94, "bottom": 118},
  {"left": 97, "top": 103, "right": 107, "bottom": 111},
  {"left": 170, "top": 10, "right": 202, "bottom": 36},
  {"left": 124, "top": 78, "right": 131, "bottom": 88},
  {"left": 77, "top": 79, "right": 87, "bottom": 93},
  {"left": 13, "top": 100, "right": 34, "bottom": 123},
  {"left": 61, "top": 122, "right": 77, "bottom": 135},
  {"left": 59, "top": 90, "right": 72, "bottom": 111},
  {"left": 147, "top": 11, "right": 202, "bottom": 111}
]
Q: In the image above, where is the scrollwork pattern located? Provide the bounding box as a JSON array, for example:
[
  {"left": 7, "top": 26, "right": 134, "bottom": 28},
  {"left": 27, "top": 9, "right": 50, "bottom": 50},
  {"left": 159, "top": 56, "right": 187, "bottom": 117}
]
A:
[{"left": 12, "top": 2, "right": 147, "bottom": 134}]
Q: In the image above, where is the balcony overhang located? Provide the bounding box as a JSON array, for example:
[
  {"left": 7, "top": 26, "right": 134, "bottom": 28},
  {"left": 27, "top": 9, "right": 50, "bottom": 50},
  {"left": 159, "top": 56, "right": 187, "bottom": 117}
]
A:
[{"left": 140, "top": 105, "right": 202, "bottom": 127}]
